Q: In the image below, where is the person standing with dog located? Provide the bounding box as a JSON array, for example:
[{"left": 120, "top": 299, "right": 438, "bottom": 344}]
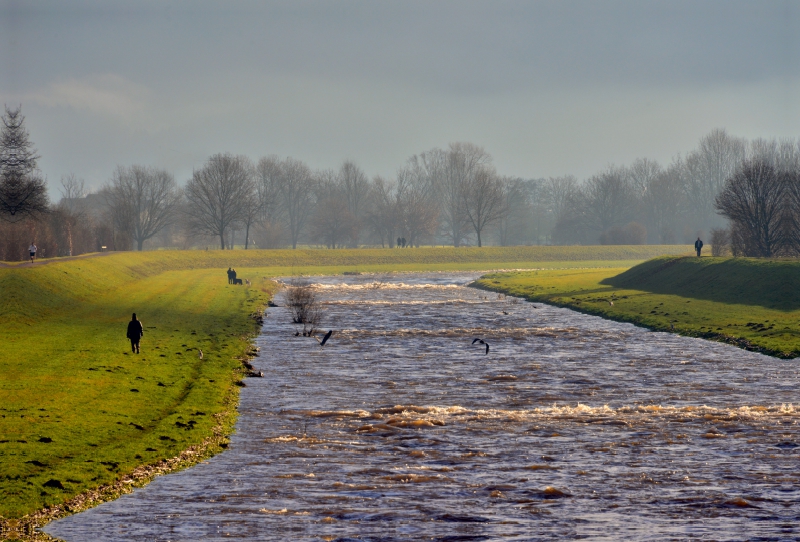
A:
[{"left": 127, "top": 313, "right": 144, "bottom": 354}]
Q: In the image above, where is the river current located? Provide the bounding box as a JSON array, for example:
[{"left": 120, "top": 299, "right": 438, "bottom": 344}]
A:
[{"left": 45, "top": 273, "right": 799, "bottom": 541}]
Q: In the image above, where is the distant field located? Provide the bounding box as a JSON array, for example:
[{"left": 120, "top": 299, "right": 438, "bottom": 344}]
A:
[
  {"left": 0, "top": 245, "right": 691, "bottom": 532},
  {"left": 1, "top": 244, "right": 693, "bottom": 271},
  {"left": 475, "top": 256, "right": 800, "bottom": 358}
]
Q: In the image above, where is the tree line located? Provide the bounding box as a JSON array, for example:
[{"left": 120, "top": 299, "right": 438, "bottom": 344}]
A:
[{"left": 2, "top": 105, "right": 799, "bottom": 260}]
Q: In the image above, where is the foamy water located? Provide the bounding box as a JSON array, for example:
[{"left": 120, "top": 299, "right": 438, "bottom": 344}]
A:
[{"left": 45, "top": 273, "right": 799, "bottom": 541}]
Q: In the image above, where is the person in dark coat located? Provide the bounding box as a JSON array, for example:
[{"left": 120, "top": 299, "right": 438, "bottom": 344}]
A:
[
  {"left": 227, "top": 267, "right": 233, "bottom": 284},
  {"left": 126, "top": 313, "right": 144, "bottom": 354},
  {"left": 695, "top": 237, "right": 703, "bottom": 257},
  {"left": 231, "top": 268, "right": 237, "bottom": 283}
]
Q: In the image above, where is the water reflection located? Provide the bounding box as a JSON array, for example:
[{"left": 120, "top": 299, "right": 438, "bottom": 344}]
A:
[{"left": 46, "top": 273, "right": 799, "bottom": 541}]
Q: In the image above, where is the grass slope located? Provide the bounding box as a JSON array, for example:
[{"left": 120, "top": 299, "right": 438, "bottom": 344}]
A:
[
  {"left": 475, "top": 256, "right": 800, "bottom": 358},
  {"left": 0, "top": 245, "right": 690, "bottom": 533},
  {"left": 0, "top": 258, "right": 274, "bottom": 526}
]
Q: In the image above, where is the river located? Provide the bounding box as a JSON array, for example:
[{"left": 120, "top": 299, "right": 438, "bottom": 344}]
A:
[{"left": 45, "top": 273, "right": 799, "bottom": 541}]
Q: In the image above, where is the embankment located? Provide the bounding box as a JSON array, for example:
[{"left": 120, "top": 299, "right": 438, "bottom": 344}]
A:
[{"left": 475, "top": 256, "right": 800, "bottom": 359}]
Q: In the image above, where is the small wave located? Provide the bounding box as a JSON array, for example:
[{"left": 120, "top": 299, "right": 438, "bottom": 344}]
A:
[
  {"left": 327, "top": 403, "right": 798, "bottom": 427},
  {"left": 311, "top": 282, "right": 463, "bottom": 291}
]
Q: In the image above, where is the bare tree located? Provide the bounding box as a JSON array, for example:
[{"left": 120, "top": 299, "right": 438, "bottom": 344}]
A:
[
  {"left": 240, "top": 193, "right": 265, "bottom": 249},
  {"left": 277, "top": 158, "right": 315, "bottom": 248},
  {"left": 544, "top": 175, "right": 579, "bottom": 221},
  {"left": 494, "top": 177, "right": 534, "bottom": 246},
  {"left": 700, "top": 129, "right": 747, "bottom": 194},
  {"left": 57, "top": 174, "right": 87, "bottom": 256},
  {"left": 462, "top": 167, "right": 505, "bottom": 247},
  {"left": 255, "top": 156, "right": 281, "bottom": 215},
  {"left": 715, "top": 159, "right": 786, "bottom": 257},
  {"left": 337, "top": 160, "right": 370, "bottom": 246},
  {"left": 641, "top": 162, "right": 686, "bottom": 244},
  {"left": 785, "top": 166, "right": 800, "bottom": 253},
  {"left": 626, "top": 157, "right": 662, "bottom": 199},
  {"left": 365, "top": 176, "right": 400, "bottom": 247},
  {"left": 436, "top": 143, "right": 493, "bottom": 246},
  {"left": 274, "top": 157, "right": 316, "bottom": 249},
  {"left": 185, "top": 154, "right": 255, "bottom": 250},
  {"left": 105, "top": 165, "right": 182, "bottom": 251},
  {"left": 311, "top": 171, "right": 357, "bottom": 248},
  {"left": 683, "top": 129, "right": 746, "bottom": 232},
  {"left": 396, "top": 159, "right": 439, "bottom": 246},
  {"left": 311, "top": 198, "right": 357, "bottom": 248},
  {"left": 583, "top": 165, "right": 637, "bottom": 235},
  {"left": 0, "top": 106, "right": 48, "bottom": 222}
]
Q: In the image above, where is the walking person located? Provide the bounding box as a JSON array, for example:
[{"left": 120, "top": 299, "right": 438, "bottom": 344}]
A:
[
  {"left": 126, "top": 313, "right": 144, "bottom": 354},
  {"left": 695, "top": 237, "right": 703, "bottom": 257},
  {"left": 28, "top": 242, "right": 37, "bottom": 263}
]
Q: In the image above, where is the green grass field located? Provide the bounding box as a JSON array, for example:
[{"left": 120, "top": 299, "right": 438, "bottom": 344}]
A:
[
  {"left": 0, "top": 245, "right": 691, "bottom": 536},
  {"left": 475, "top": 256, "right": 800, "bottom": 358}
]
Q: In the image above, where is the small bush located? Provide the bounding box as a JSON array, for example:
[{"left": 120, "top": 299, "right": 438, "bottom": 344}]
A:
[
  {"left": 710, "top": 228, "right": 731, "bottom": 257},
  {"left": 284, "top": 280, "right": 321, "bottom": 334}
]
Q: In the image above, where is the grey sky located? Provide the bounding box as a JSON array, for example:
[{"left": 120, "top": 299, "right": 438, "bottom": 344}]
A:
[{"left": 2, "top": 0, "right": 799, "bottom": 194}]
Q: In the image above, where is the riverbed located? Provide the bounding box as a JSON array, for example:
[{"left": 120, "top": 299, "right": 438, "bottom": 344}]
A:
[{"left": 45, "top": 273, "right": 799, "bottom": 541}]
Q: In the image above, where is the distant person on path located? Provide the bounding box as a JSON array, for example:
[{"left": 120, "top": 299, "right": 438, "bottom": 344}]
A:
[
  {"left": 126, "top": 313, "right": 144, "bottom": 354},
  {"left": 695, "top": 237, "right": 703, "bottom": 257},
  {"left": 28, "top": 243, "right": 37, "bottom": 263},
  {"left": 227, "top": 267, "right": 233, "bottom": 284},
  {"left": 396, "top": 237, "right": 401, "bottom": 248}
]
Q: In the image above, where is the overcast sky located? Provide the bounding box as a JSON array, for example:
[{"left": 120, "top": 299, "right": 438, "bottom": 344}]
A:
[{"left": 2, "top": 0, "right": 799, "bottom": 194}]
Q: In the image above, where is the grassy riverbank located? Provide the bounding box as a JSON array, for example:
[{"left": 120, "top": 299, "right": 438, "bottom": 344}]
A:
[
  {"left": 475, "top": 256, "right": 800, "bottom": 358},
  {"left": 0, "top": 262, "right": 275, "bottom": 531},
  {"left": 0, "top": 245, "right": 690, "bottom": 536}
]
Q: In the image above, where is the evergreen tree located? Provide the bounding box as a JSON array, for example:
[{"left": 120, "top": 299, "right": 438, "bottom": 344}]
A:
[{"left": 0, "top": 106, "right": 48, "bottom": 221}]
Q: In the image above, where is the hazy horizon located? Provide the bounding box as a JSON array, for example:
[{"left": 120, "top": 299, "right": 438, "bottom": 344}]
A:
[{"left": 2, "top": 0, "right": 799, "bottom": 196}]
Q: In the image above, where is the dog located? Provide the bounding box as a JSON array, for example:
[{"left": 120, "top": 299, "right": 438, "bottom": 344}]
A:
[{"left": 233, "top": 278, "right": 243, "bottom": 285}]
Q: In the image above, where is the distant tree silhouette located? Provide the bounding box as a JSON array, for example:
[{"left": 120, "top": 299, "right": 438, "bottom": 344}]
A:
[
  {"left": 715, "top": 159, "right": 786, "bottom": 257},
  {"left": 185, "top": 154, "right": 256, "bottom": 250},
  {"left": 0, "top": 106, "right": 48, "bottom": 222}
]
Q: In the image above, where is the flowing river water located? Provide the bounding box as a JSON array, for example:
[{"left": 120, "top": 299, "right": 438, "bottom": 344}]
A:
[{"left": 46, "top": 273, "right": 799, "bottom": 541}]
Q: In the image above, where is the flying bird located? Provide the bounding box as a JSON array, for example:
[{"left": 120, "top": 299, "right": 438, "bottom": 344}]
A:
[
  {"left": 317, "top": 330, "right": 333, "bottom": 346},
  {"left": 472, "top": 338, "right": 489, "bottom": 355}
]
